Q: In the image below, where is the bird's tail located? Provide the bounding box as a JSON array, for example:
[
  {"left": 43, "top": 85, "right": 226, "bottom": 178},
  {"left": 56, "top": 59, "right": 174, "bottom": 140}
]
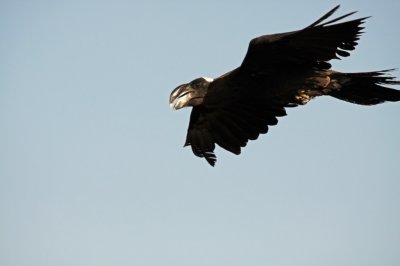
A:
[{"left": 328, "top": 70, "right": 400, "bottom": 105}]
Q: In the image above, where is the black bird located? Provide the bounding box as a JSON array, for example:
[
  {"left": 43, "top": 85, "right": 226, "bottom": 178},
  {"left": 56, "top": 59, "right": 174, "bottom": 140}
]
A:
[{"left": 169, "top": 5, "right": 400, "bottom": 166}]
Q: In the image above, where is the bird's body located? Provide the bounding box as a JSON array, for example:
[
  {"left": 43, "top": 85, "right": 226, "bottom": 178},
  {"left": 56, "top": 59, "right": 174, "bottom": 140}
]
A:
[{"left": 169, "top": 5, "right": 400, "bottom": 166}]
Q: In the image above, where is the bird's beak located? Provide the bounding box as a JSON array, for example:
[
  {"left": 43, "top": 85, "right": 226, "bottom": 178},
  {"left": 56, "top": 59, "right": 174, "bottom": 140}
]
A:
[
  {"left": 169, "top": 96, "right": 184, "bottom": 110},
  {"left": 169, "top": 84, "right": 195, "bottom": 110},
  {"left": 169, "top": 84, "right": 184, "bottom": 110},
  {"left": 169, "top": 98, "right": 179, "bottom": 110}
]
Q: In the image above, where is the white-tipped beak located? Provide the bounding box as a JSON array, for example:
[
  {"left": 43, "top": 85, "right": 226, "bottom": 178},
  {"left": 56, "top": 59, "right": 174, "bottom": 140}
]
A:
[
  {"left": 169, "top": 97, "right": 179, "bottom": 110},
  {"left": 169, "top": 84, "right": 192, "bottom": 110}
]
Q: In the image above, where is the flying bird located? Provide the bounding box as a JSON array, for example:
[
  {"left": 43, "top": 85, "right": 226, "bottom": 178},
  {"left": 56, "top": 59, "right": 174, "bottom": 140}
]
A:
[{"left": 169, "top": 5, "right": 400, "bottom": 166}]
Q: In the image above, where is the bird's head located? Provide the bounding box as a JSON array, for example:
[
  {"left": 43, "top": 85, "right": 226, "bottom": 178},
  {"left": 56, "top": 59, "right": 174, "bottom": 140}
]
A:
[{"left": 169, "top": 77, "right": 214, "bottom": 110}]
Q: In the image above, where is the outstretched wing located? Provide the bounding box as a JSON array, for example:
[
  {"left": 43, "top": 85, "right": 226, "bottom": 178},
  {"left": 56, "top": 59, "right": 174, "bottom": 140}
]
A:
[
  {"left": 240, "top": 5, "right": 367, "bottom": 75},
  {"left": 185, "top": 74, "right": 287, "bottom": 166}
]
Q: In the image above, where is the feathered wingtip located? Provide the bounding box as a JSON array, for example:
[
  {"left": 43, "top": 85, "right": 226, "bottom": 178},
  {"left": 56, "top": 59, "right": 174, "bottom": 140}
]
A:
[
  {"left": 184, "top": 139, "right": 217, "bottom": 167},
  {"left": 306, "top": 5, "right": 370, "bottom": 28}
]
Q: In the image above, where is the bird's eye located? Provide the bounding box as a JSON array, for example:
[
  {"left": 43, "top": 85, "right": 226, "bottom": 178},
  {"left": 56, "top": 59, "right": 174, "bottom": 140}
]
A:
[{"left": 191, "top": 78, "right": 204, "bottom": 88}]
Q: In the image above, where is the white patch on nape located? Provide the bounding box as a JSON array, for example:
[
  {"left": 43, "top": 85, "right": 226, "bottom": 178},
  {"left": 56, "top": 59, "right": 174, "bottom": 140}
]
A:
[{"left": 202, "top": 76, "right": 214, "bottom": 82}]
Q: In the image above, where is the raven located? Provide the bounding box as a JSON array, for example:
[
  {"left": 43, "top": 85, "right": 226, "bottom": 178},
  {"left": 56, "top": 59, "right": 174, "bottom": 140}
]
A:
[{"left": 169, "top": 5, "right": 400, "bottom": 166}]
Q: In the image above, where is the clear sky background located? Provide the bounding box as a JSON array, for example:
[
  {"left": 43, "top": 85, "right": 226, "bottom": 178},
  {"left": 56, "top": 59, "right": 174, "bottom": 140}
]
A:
[{"left": 1, "top": 1, "right": 399, "bottom": 266}]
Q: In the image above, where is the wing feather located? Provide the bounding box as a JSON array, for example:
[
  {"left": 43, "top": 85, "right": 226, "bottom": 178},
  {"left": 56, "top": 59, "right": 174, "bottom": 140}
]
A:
[{"left": 240, "top": 6, "right": 367, "bottom": 74}]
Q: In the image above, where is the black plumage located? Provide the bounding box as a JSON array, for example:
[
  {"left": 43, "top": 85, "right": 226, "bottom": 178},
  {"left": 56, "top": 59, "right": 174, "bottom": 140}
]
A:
[{"left": 169, "top": 5, "right": 400, "bottom": 166}]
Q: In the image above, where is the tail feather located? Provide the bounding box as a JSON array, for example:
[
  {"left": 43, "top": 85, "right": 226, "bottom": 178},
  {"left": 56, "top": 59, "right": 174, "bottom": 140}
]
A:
[{"left": 329, "top": 70, "right": 400, "bottom": 105}]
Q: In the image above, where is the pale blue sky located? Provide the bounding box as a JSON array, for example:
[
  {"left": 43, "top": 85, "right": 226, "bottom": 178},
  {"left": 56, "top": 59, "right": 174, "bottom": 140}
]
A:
[{"left": 1, "top": 1, "right": 399, "bottom": 266}]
